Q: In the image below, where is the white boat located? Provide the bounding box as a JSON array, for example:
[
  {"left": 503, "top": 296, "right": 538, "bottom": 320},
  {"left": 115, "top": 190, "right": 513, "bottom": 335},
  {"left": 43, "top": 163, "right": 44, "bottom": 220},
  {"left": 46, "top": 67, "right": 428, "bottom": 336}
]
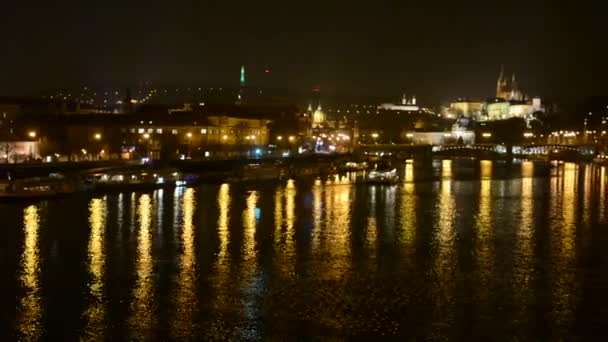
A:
[
  {"left": 87, "top": 170, "right": 194, "bottom": 191},
  {"left": 366, "top": 167, "right": 399, "bottom": 184}
]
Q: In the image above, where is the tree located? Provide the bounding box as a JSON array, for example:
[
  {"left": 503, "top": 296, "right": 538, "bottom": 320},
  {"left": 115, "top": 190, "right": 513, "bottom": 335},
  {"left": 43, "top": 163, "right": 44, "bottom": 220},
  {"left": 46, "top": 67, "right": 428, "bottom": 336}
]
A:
[{"left": 0, "top": 142, "right": 15, "bottom": 163}]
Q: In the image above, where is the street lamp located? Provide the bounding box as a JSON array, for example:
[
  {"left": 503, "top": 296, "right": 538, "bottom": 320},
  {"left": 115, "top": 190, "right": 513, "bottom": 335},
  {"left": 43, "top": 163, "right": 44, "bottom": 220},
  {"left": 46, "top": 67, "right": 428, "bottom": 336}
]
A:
[
  {"left": 186, "top": 132, "right": 193, "bottom": 158},
  {"left": 371, "top": 132, "right": 379, "bottom": 144},
  {"left": 277, "top": 135, "right": 283, "bottom": 141},
  {"left": 482, "top": 132, "right": 492, "bottom": 138},
  {"left": 28, "top": 131, "right": 37, "bottom": 138},
  {"left": 143, "top": 133, "right": 150, "bottom": 139},
  {"left": 94, "top": 133, "right": 102, "bottom": 140},
  {"left": 288, "top": 135, "right": 295, "bottom": 142}
]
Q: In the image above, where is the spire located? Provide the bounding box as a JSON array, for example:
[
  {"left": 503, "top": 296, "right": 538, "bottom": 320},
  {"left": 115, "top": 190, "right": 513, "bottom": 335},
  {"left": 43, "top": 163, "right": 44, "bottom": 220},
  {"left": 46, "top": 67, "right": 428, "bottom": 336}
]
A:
[
  {"left": 511, "top": 73, "right": 516, "bottom": 83},
  {"left": 499, "top": 64, "right": 504, "bottom": 81},
  {"left": 317, "top": 102, "right": 322, "bottom": 111},
  {"left": 240, "top": 65, "right": 246, "bottom": 86},
  {"left": 412, "top": 95, "right": 417, "bottom": 105},
  {"left": 402, "top": 94, "right": 407, "bottom": 105},
  {"left": 307, "top": 103, "right": 313, "bottom": 112}
]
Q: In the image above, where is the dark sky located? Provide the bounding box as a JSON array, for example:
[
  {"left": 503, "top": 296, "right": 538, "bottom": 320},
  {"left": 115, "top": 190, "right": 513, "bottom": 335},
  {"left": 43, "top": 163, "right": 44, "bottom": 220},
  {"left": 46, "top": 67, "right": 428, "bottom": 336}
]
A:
[{"left": 0, "top": 1, "right": 605, "bottom": 102}]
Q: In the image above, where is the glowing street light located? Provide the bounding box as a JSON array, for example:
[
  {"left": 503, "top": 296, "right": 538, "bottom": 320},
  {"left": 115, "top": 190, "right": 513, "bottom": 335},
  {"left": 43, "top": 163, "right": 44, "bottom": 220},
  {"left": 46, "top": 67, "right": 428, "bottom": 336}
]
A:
[
  {"left": 371, "top": 133, "right": 379, "bottom": 139},
  {"left": 288, "top": 135, "right": 295, "bottom": 142},
  {"left": 276, "top": 135, "right": 283, "bottom": 141},
  {"left": 186, "top": 132, "right": 193, "bottom": 138},
  {"left": 28, "top": 131, "right": 37, "bottom": 138},
  {"left": 94, "top": 133, "right": 102, "bottom": 140},
  {"left": 482, "top": 132, "right": 492, "bottom": 138},
  {"left": 143, "top": 133, "right": 150, "bottom": 139}
]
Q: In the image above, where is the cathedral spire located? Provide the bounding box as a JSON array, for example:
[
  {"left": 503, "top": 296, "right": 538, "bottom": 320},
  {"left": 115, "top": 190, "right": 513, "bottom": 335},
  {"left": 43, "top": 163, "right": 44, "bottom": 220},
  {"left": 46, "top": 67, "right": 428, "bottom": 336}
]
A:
[{"left": 499, "top": 64, "right": 505, "bottom": 81}]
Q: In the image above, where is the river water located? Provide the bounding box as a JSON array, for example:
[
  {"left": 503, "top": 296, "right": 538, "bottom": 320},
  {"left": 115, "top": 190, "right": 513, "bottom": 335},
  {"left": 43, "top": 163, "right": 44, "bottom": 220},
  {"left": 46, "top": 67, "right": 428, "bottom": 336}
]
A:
[{"left": 1, "top": 159, "right": 608, "bottom": 340}]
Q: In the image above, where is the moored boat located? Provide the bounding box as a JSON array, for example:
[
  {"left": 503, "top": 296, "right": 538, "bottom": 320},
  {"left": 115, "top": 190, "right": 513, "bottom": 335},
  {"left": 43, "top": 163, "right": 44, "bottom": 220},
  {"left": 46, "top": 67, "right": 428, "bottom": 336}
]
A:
[
  {"left": 0, "top": 174, "right": 84, "bottom": 199},
  {"left": 365, "top": 160, "right": 399, "bottom": 184}
]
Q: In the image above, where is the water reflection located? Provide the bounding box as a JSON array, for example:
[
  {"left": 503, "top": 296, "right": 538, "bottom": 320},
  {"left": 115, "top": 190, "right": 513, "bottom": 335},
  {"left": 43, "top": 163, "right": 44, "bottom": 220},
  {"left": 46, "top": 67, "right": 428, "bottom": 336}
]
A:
[
  {"left": 172, "top": 188, "right": 197, "bottom": 338},
  {"left": 601, "top": 167, "right": 607, "bottom": 222},
  {"left": 551, "top": 162, "right": 578, "bottom": 330},
  {"left": 514, "top": 161, "right": 535, "bottom": 318},
  {"left": 84, "top": 198, "right": 107, "bottom": 339},
  {"left": 129, "top": 194, "right": 155, "bottom": 339},
  {"left": 16, "top": 205, "right": 42, "bottom": 340},
  {"left": 217, "top": 184, "right": 230, "bottom": 263},
  {"left": 274, "top": 180, "right": 296, "bottom": 276},
  {"left": 476, "top": 161, "right": 493, "bottom": 276},
  {"left": 311, "top": 179, "right": 323, "bottom": 251},
  {"left": 400, "top": 170, "right": 416, "bottom": 251},
  {"left": 243, "top": 191, "right": 259, "bottom": 267},
  {"left": 433, "top": 159, "right": 456, "bottom": 325},
  {"left": 323, "top": 181, "right": 352, "bottom": 279}
]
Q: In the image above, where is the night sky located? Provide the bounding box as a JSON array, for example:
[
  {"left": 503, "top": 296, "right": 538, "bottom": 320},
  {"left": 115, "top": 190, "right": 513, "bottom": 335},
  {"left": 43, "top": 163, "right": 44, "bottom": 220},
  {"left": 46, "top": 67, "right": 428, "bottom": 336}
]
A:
[{"left": 1, "top": 1, "right": 605, "bottom": 102}]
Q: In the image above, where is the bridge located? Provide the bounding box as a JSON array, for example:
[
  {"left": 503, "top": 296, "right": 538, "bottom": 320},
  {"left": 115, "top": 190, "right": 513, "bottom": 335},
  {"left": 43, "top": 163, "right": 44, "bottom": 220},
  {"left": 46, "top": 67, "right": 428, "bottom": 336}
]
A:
[{"left": 357, "top": 143, "right": 598, "bottom": 159}]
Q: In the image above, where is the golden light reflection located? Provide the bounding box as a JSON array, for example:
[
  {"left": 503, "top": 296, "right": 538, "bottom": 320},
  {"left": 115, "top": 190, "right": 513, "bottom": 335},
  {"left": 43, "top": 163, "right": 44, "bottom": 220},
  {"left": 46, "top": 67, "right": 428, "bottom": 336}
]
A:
[
  {"left": 550, "top": 162, "right": 578, "bottom": 324},
  {"left": 274, "top": 180, "right": 296, "bottom": 275},
  {"left": 213, "top": 183, "right": 232, "bottom": 322},
  {"left": 243, "top": 191, "right": 259, "bottom": 266},
  {"left": 435, "top": 163, "right": 455, "bottom": 285},
  {"left": 312, "top": 179, "right": 323, "bottom": 251},
  {"left": 480, "top": 160, "right": 492, "bottom": 179},
  {"left": 600, "top": 167, "right": 606, "bottom": 222},
  {"left": 285, "top": 180, "right": 296, "bottom": 258},
  {"left": 514, "top": 162, "right": 534, "bottom": 314},
  {"left": 400, "top": 176, "right": 416, "bottom": 251},
  {"left": 172, "top": 188, "right": 197, "bottom": 338},
  {"left": 442, "top": 159, "right": 452, "bottom": 179},
  {"left": 404, "top": 159, "right": 414, "bottom": 183},
  {"left": 522, "top": 160, "right": 534, "bottom": 178},
  {"left": 582, "top": 165, "right": 593, "bottom": 225},
  {"left": 17, "top": 205, "right": 42, "bottom": 340},
  {"left": 322, "top": 182, "right": 352, "bottom": 279},
  {"left": 84, "top": 198, "right": 107, "bottom": 338},
  {"left": 366, "top": 187, "right": 378, "bottom": 257},
  {"left": 476, "top": 162, "right": 493, "bottom": 271},
  {"left": 129, "top": 194, "right": 155, "bottom": 338},
  {"left": 561, "top": 163, "right": 577, "bottom": 257},
  {"left": 217, "top": 184, "right": 230, "bottom": 262}
]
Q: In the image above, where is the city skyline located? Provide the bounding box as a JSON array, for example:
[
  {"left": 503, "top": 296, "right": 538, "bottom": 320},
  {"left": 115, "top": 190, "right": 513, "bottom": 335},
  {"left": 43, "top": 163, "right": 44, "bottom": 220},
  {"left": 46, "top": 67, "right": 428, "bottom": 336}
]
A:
[{"left": 1, "top": 2, "right": 606, "bottom": 101}]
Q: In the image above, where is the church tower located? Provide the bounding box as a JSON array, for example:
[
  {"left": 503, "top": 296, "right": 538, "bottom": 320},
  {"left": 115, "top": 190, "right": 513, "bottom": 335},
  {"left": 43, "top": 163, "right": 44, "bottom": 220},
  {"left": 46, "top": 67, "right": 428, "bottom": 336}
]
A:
[
  {"left": 496, "top": 65, "right": 510, "bottom": 99},
  {"left": 236, "top": 65, "right": 246, "bottom": 105}
]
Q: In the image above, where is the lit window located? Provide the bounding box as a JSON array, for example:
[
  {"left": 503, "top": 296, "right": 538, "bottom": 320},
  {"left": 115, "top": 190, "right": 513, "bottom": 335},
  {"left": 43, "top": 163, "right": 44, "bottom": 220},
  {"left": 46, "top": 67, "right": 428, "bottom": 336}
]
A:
[
  {"left": 172, "top": 129, "right": 178, "bottom": 135},
  {"left": 147, "top": 128, "right": 153, "bottom": 133},
  {"left": 130, "top": 128, "right": 136, "bottom": 133},
  {"left": 201, "top": 128, "right": 207, "bottom": 134},
  {"left": 138, "top": 128, "right": 144, "bottom": 134},
  {"left": 156, "top": 129, "right": 163, "bottom": 134}
]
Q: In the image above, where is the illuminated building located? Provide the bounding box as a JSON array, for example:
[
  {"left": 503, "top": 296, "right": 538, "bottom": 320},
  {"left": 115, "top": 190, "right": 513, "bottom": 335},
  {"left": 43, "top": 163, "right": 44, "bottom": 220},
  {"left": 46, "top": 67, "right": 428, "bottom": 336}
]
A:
[
  {"left": 449, "top": 100, "right": 485, "bottom": 119},
  {"left": 381, "top": 94, "right": 420, "bottom": 112},
  {"left": 486, "top": 99, "right": 510, "bottom": 120},
  {"left": 312, "top": 102, "right": 326, "bottom": 128}
]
